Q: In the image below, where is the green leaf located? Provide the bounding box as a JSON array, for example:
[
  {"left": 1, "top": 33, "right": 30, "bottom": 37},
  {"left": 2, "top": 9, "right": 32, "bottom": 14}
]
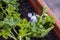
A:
[
  {"left": 17, "top": 19, "right": 30, "bottom": 29},
  {"left": 2, "top": 0, "right": 17, "bottom": 4},
  {"left": 0, "top": 13, "right": 4, "bottom": 20},
  {"left": 13, "top": 13, "right": 20, "bottom": 19},
  {"left": 31, "top": 22, "right": 38, "bottom": 32},
  {"left": 0, "top": 0, "right": 20, "bottom": 39},
  {"left": 12, "top": 2, "right": 19, "bottom": 10},
  {"left": 6, "top": 4, "right": 15, "bottom": 15},
  {"left": 25, "top": 37, "right": 31, "bottom": 40},
  {"left": 6, "top": 4, "right": 19, "bottom": 16},
  {"left": 0, "top": 3, "right": 2, "bottom": 8},
  {"left": 30, "top": 7, "right": 54, "bottom": 38},
  {"left": 0, "top": 29, "right": 11, "bottom": 39},
  {"left": 42, "top": 6, "right": 47, "bottom": 14},
  {"left": 40, "top": 26, "right": 54, "bottom": 38},
  {"left": 0, "top": 0, "right": 1, "bottom": 2},
  {"left": 3, "top": 17, "right": 18, "bottom": 27},
  {"left": 19, "top": 29, "right": 28, "bottom": 37},
  {"left": 0, "top": 21, "right": 4, "bottom": 26}
]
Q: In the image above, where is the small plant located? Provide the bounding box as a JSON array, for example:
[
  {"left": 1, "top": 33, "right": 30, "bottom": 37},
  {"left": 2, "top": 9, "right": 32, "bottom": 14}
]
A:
[{"left": 0, "top": 0, "right": 54, "bottom": 40}]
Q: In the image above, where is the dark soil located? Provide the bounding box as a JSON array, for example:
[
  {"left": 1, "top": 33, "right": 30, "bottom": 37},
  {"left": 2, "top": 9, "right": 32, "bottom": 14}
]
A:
[
  {"left": 19, "top": 0, "right": 34, "bottom": 21},
  {"left": 0, "top": 0, "right": 58, "bottom": 40}
]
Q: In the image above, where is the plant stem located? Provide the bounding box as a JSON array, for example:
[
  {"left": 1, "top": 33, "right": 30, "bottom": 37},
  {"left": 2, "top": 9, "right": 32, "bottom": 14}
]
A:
[
  {"left": 13, "top": 28, "right": 18, "bottom": 35},
  {"left": 23, "top": 32, "right": 31, "bottom": 37},
  {"left": 9, "top": 34, "right": 17, "bottom": 40},
  {"left": 10, "top": 31, "right": 17, "bottom": 40},
  {"left": 19, "top": 36, "right": 22, "bottom": 40},
  {"left": 1, "top": 7, "right": 8, "bottom": 16}
]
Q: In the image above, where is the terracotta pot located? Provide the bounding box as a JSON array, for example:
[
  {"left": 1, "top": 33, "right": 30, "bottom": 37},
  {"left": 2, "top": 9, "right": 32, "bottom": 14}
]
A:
[{"left": 28, "top": 0, "right": 60, "bottom": 39}]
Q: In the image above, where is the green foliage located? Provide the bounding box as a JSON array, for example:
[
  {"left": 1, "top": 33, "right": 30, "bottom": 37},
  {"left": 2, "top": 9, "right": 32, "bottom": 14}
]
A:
[
  {"left": 0, "top": 12, "right": 4, "bottom": 20},
  {"left": 6, "top": 4, "right": 19, "bottom": 16},
  {"left": 3, "top": 17, "right": 18, "bottom": 27},
  {"left": 42, "top": 6, "right": 47, "bottom": 14},
  {"left": 29, "top": 7, "right": 54, "bottom": 38},
  {"left": 17, "top": 19, "right": 30, "bottom": 29},
  {"left": 6, "top": 4, "right": 16, "bottom": 13},
  {"left": 25, "top": 37, "right": 31, "bottom": 40},
  {"left": 0, "top": 16, "right": 19, "bottom": 39},
  {"left": 17, "top": 19, "right": 31, "bottom": 40},
  {"left": 0, "top": 0, "right": 20, "bottom": 40},
  {"left": 13, "top": 13, "right": 20, "bottom": 19},
  {"left": 0, "top": 28, "right": 11, "bottom": 39},
  {"left": 0, "top": 3, "right": 2, "bottom": 8},
  {"left": 2, "top": 0, "right": 17, "bottom": 4},
  {"left": 19, "top": 29, "right": 28, "bottom": 37},
  {"left": 0, "top": 0, "right": 54, "bottom": 40}
]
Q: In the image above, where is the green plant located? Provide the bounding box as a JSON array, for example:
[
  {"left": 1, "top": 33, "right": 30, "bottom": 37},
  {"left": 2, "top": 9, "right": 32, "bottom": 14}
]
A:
[
  {"left": 0, "top": 0, "right": 54, "bottom": 40},
  {"left": 30, "top": 7, "right": 54, "bottom": 38},
  {"left": 0, "top": 0, "right": 20, "bottom": 40}
]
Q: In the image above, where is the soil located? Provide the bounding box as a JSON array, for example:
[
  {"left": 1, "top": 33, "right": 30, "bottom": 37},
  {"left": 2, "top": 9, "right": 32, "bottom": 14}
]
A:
[{"left": 0, "top": 0, "right": 58, "bottom": 40}]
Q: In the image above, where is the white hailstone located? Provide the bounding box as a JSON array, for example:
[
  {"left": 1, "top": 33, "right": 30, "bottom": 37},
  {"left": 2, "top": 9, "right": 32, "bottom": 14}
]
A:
[
  {"left": 28, "top": 13, "right": 32, "bottom": 18},
  {"left": 31, "top": 15, "right": 37, "bottom": 22}
]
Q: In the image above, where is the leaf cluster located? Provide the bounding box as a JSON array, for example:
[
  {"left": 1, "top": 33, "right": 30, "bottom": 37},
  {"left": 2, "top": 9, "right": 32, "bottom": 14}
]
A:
[
  {"left": 0, "top": 0, "right": 54, "bottom": 40},
  {"left": 0, "top": 0, "right": 20, "bottom": 39}
]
